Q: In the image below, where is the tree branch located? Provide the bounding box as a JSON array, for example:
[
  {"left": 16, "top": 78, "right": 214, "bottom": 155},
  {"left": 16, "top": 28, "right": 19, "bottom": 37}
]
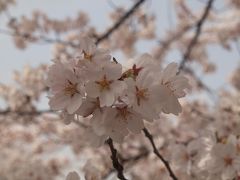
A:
[
  {"left": 0, "top": 109, "right": 53, "bottom": 116},
  {"left": 0, "top": 28, "right": 79, "bottom": 47},
  {"left": 0, "top": 0, "right": 146, "bottom": 48},
  {"left": 178, "top": 0, "right": 215, "bottom": 72},
  {"left": 103, "top": 147, "right": 149, "bottom": 180},
  {"left": 143, "top": 128, "right": 178, "bottom": 180},
  {"left": 106, "top": 138, "right": 128, "bottom": 180},
  {"left": 95, "top": 0, "right": 146, "bottom": 45}
]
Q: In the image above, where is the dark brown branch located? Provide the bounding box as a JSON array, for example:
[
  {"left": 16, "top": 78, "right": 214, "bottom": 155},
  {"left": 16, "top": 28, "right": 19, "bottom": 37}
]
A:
[
  {"left": 104, "top": 147, "right": 149, "bottom": 180},
  {"left": 106, "top": 138, "right": 128, "bottom": 180},
  {"left": 95, "top": 0, "right": 146, "bottom": 45},
  {"left": 178, "top": 0, "right": 214, "bottom": 72},
  {"left": 143, "top": 128, "right": 178, "bottom": 180}
]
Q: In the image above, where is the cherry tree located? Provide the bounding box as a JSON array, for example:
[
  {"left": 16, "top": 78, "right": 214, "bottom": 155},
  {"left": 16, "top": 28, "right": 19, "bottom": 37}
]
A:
[{"left": 0, "top": 0, "right": 240, "bottom": 179}]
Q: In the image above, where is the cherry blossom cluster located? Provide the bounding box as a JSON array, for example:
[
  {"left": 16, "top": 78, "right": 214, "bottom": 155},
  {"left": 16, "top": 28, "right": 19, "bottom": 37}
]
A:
[
  {"left": 2, "top": 0, "right": 240, "bottom": 179},
  {"left": 46, "top": 36, "right": 190, "bottom": 144},
  {"left": 0, "top": 0, "right": 14, "bottom": 13},
  {"left": 7, "top": 11, "right": 89, "bottom": 49}
]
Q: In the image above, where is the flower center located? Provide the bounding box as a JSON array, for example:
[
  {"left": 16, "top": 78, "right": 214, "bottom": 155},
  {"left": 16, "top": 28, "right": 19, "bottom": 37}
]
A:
[
  {"left": 116, "top": 106, "right": 131, "bottom": 120},
  {"left": 135, "top": 86, "right": 148, "bottom": 106},
  {"left": 119, "top": 64, "right": 143, "bottom": 80},
  {"left": 224, "top": 156, "right": 233, "bottom": 166},
  {"left": 95, "top": 75, "right": 113, "bottom": 91},
  {"left": 83, "top": 50, "right": 92, "bottom": 61},
  {"left": 64, "top": 80, "right": 78, "bottom": 97}
]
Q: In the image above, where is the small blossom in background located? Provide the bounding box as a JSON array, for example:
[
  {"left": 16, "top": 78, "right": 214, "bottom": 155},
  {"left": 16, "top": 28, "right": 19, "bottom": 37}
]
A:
[
  {"left": 206, "top": 138, "right": 240, "bottom": 180},
  {"left": 66, "top": 171, "right": 80, "bottom": 180}
]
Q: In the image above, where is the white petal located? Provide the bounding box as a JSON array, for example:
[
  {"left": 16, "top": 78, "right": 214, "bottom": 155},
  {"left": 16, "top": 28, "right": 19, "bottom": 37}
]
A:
[
  {"left": 134, "top": 102, "right": 157, "bottom": 122},
  {"left": 86, "top": 82, "right": 100, "bottom": 98},
  {"left": 162, "top": 95, "right": 182, "bottom": 115},
  {"left": 99, "top": 91, "right": 115, "bottom": 107},
  {"left": 94, "top": 49, "right": 111, "bottom": 61},
  {"left": 80, "top": 37, "right": 96, "bottom": 54},
  {"left": 127, "top": 114, "right": 144, "bottom": 133},
  {"left": 67, "top": 93, "right": 83, "bottom": 114},
  {"left": 151, "top": 84, "right": 169, "bottom": 105},
  {"left": 112, "top": 117, "right": 128, "bottom": 134},
  {"left": 162, "top": 62, "right": 178, "bottom": 83},
  {"left": 91, "top": 109, "right": 107, "bottom": 136},
  {"left": 49, "top": 93, "right": 70, "bottom": 110},
  {"left": 137, "top": 53, "right": 154, "bottom": 66},
  {"left": 77, "top": 98, "right": 96, "bottom": 117},
  {"left": 111, "top": 81, "right": 127, "bottom": 95},
  {"left": 105, "top": 62, "right": 122, "bottom": 80}
]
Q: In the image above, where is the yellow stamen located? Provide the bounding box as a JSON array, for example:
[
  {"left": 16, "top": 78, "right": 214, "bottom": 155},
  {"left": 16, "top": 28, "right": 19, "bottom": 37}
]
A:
[
  {"left": 95, "top": 75, "right": 113, "bottom": 91},
  {"left": 135, "top": 86, "right": 148, "bottom": 106},
  {"left": 64, "top": 80, "right": 78, "bottom": 97},
  {"left": 83, "top": 50, "right": 92, "bottom": 61},
  {"left": 116, "top": 106, "right": 131, "bottom": 120}
]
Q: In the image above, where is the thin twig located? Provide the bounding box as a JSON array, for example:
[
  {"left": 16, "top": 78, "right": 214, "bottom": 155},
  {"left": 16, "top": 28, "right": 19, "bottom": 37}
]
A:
[
  {"left": 0, "top": 109, "right": 53, "bottom": 116},
  {"left": 143, "top": 128, "right": 178, "bottom": 180},
  {"left": 95, "top": 0, "right": 146, "bottom": 45},
  {"left": 106, "top": 138, "right": 128, "bottom": 180},
  {"left": 178, "top": 0, "right": 214, "bottom": 72},
  {"left": 0, "top": 29, "right": 79, "bottom": 47},
  {"left": 0, "top": 0, "right": 146, "bottom": 47}
]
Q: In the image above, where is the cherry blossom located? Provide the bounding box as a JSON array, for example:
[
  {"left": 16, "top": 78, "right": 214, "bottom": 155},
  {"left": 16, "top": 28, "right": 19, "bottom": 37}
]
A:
[
  {"left": 85, "top": 61, "right": 126, "bottom": 107},
  {"left": 90, "top": 107, "right": 129, "bottom": 143},
  {"left": 78, "top": 36, "right": 111, "bottom": 67},
  {"left": 47, "top": 60, "right": 85, "bottom": 114},
  {"left": 158, "top": 63, "right": 190, "bottom": 115},
  {"left": 66, "top": 171, "right": 80, "bottom": 180},
  {"left": 123, "top": 71, "right": 163, "bottom": 121},
  {"left": 207, "top": 141, "right": 240, "bottom": 180},
  {"left": 46, "top": 36, "right": 191, "bottom": 144},
  {"left": 2, "top": 0, "right": 239, "bottom": 179}
]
